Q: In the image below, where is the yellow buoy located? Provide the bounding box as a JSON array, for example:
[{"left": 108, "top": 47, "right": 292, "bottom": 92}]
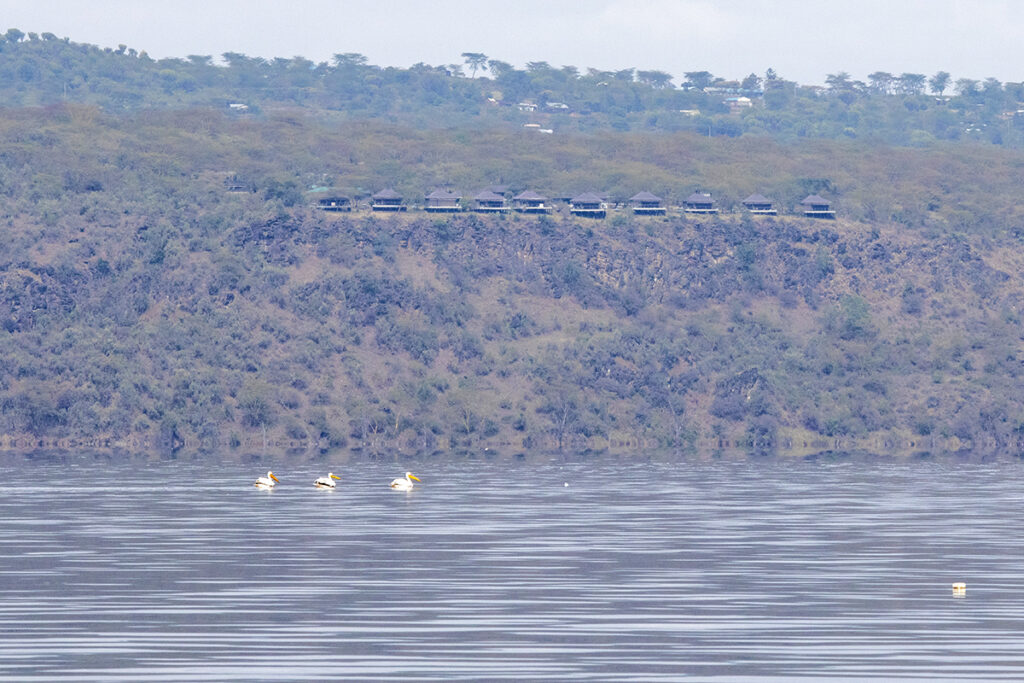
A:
[{"left": 952, "top": 582, "right": 966, "bottom": 597}]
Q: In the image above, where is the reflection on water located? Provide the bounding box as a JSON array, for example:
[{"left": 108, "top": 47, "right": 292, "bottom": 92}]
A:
[{"left": 2, "top": 455, "right": 1024, "bottom": 680}]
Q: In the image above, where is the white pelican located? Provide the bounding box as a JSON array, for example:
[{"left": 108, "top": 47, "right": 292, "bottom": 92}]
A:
[
  {"left": 254, "top": 471, "right": 280, "bottom": 489},
  {"left": 389, "top": 471, "right": 421, "bottom": 491},
  {"left": 314, "top": 472, "right": 341, "bottom": 488}
]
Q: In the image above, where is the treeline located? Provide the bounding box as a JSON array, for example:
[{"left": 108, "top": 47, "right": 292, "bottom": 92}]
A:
[
  {"left": 3, "top": 29, "right": 1024, "bottom": 146},
  {"left": 3, "top": 107, "right": 1024, "bottom": 456}
]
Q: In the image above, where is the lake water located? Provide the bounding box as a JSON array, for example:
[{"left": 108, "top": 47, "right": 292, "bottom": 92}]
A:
[{"left": 2, "top": 454, "right": 1024, "bottom": 681}]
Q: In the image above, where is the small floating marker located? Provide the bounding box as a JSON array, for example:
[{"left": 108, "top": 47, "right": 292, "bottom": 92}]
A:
[
  {"left": 564, "top": 482, "right": 569, "bottom": 487},
  {"left": 952, "top": 582, "right": 966, "bottom": 597}
]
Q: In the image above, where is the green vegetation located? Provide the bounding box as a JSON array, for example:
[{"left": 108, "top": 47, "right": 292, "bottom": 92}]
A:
[
  {"left": 3, "top": 30, "right": 1024, "bottom": 146},
  {"left": 3, "top": 31, "right": 1024, "bottom": 457}
]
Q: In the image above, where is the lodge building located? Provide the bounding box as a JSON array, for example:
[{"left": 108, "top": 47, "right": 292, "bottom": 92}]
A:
[
  {"left": 801, "top": 194, "right": 835, "bottom": 219},
  {"left": 684, "top": 192, "right": 718, "bottom": 214},
  {"left": 316, "top": 196, "right": 352, "bottom": 212},
  {"left": 473, "top": 190, "right": 509, "bottom": 213},
  {"left": 513, "top": 190, "right": 549, "bottom": 213},
  {"left": 301, "top": 185, "right": 836, "bottom": 218},
  {"left": 742, "top": 194, "right": 776, "bottom": 215},
  {"left": 424, "top": 189, "right": 462, "bottom": 213},
  {"left": 630, "top": 191, "right": 667, "bottom": 215},
  {"left": 371, "top": 188, "right": 406, "bottom": 211},
  {"left": 569, "top": 192, "right": 606, "bottom": 218}
]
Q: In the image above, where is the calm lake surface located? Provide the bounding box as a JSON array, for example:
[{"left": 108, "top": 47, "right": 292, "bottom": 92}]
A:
[{"left": 2, "top": 454, "right": 1024, "bottom": 681}]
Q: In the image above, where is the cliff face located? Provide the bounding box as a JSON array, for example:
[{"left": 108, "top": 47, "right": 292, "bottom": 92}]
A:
[
  {"left": 3, "top": 109, "right": 1024, "bottom": 457},
  {"left": 3, "top": 202, "right": 1023, "bottom": 457}
]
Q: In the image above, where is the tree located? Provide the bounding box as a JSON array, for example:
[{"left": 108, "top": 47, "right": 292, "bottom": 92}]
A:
[
  {"left": 683, "top": 71, "right": 714, "bottom": 90},
  {"left": 982, "top": 77, "right": 1003, "bottom": 96},
  {"left": 825, "top": 71, "right": 854, "bottom": 93},
  {"left": 740, "top": 73, "right": 762, "bottom": 91},
  {"left": 897, "top": 73, "right": 926, "bottom": 95},
  {"left": 826, "top": 295, "right": 874, "bottom": 340},
  {"left": 763, "top": 77, "right": 794, "bottom": 109},
  {"left": 636, "top": 70, "right": 674, "bottom": 89},
  {"left": 220, "top": 51, "right": 245, "bottom": 67},
  {"left": 1005, "top": 81, "right": 1024, "bottom": 100},
  {"left": 332, "top": 52, "right": 368, "bottom": 68},
  {"left": 239, "top": 381, "right": 277, "bottom": 448},
  {"left": 868, "top": 71, "right": 895, "bottom": 94},
  {"left": 461, "top": 52, "right": 488, "bottom": 78},
  {"left": 536, "top": 387, "right": 581, "bottom": 451},
  {"left": 955, "top": 78, "right": 980, "bottom": 97},
  {"left": 487, "top": 59, "right": 514, "bottom": 79},
  {"left": 929, "top": 70, "right": 951, "bottom": 96}
]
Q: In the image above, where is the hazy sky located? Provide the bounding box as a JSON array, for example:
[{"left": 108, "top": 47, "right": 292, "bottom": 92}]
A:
[{"left": 2, "top": 0, "right": 1020, "bottom": 86}]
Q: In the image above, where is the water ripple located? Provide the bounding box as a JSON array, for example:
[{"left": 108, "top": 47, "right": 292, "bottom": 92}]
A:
[{"left": 1, "top": 457, "right": 1023, "bottom": 680}]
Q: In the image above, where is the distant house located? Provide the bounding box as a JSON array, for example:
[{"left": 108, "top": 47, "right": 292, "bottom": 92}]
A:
[
  {"left": 725, "top": 96, "right": 753, "bottom": 111},
  {"left": 371, "top": 188, "right": 406, "bottom": 212},
  {"left": 316, "top": 196, "right": 352, "bottom": 212},
  {"left": 472, "top": 189, "right": 508, "bottom": 213},
  {"left": 742, "top": 194, "right": 776, "bottom": 215},
  {"left": 684, "top": 192, "right": 718, "bottom": 214},
  {"left": 513, "top": 190, "right": 549, "bottom": 214},
  {"left": 517, "top": 102, "right": 538, "bottom": 112},
  {"left": 801, "top": 194, "right": 836, "bottom": 218},
  {"left": 630, "top": 191, "right": 667, "bottom": 215},
  {"left": 424, "top": 188, "right": 462, "bottom": 213},
  {"left": 570, "top": 192, "right": 606, "bottom": 218}
]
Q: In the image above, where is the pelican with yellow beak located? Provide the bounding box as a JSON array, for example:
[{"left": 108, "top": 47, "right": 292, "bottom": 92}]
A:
[
  {"left": 254, "top": 471, "right": 280, "bottom": 489},
  {"left": 389, "top": 472, "right": 420, "bottom": 491},
  {"left": 314, "top": 472, "right": 342, "bottom": 488}
]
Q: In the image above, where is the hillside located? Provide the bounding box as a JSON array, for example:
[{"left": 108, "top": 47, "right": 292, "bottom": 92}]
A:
[
  {"left": 3, "top": 30, "right": 1024, "bottom": 147},
  {"left": 3, "top": 106, "right": 1024, "bottom": 457}
]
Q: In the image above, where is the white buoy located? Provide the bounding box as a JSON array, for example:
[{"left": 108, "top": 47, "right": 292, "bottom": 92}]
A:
[
  {"left": 564, "top": 482, "right": 569, "bottom": 487},
  {"left": 952, "top": 582, "right": 966, "bottom": 597}
]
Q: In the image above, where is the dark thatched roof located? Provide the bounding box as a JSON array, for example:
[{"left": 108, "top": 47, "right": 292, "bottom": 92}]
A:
[
  {"left": 802, "top": 194, "right": 830, "bottom": 205},
  {"left": 425, "top": 188, "right": 461, "bottom": 200},
  {"left": 514, "top": 190, "right": 547, "bottom": 201},
  {"left": 473, "top": 190, "right": 506, "bottom": 202}
]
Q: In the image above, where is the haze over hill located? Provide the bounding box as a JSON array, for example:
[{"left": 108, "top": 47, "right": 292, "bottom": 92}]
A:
[
  {"left": 3, "top": 29, "right": 1024, "bottom": 147},
  {"left": 4, "top": 1, "right": 1024, "bottom": 87}
]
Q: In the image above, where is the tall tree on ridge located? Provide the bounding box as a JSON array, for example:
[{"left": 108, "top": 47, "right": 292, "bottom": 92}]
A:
[
  {"left": 929, "top": 71, "right": 951, "bottom": 96},
  {"left": 461, "top": 52, "right": 488, "bottom": 78}
]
